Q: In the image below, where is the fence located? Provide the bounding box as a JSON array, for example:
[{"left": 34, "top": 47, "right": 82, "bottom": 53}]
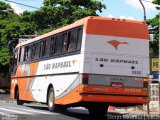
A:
[
  {"left": 149, "top": 83, "right": 160, "bottom": 112},
  {"left": 150, "top": 84, "right": 159, "bottom": 101}
]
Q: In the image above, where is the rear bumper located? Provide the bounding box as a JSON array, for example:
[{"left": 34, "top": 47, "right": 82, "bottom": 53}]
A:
[{"left": 80, "top": 93, "right": 148, "bottom": 104}]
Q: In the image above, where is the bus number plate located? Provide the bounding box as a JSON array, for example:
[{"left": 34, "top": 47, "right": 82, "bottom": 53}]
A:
[
  {"left": 131, "top": 70, "right": 142, "bottom": 75},
  {"left": 111, "top": 82, "right": 123, "bottom": 88}
]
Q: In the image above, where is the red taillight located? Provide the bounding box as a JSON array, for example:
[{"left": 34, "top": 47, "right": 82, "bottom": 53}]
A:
[
  {"left": 82, "top": 73, "right": 89, "bottom": 84},
  {"left": 143, "top": 78, "right": 148, "bottom": 88}
]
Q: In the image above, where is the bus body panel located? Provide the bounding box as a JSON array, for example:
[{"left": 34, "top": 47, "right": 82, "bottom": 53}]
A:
[
  {"left": 11, "top": 55, "right": 81, "bottom": 103},
  {"left": 79, "top": 17, "right": 149, "bottom": 105},
  {"left": 82, "top": 35, "right": 149, "bottom": 77}
]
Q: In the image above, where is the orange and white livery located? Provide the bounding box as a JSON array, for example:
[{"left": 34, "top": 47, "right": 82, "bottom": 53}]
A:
[{"left": 10, "top": 16, "right": 149, "bottom": 116}]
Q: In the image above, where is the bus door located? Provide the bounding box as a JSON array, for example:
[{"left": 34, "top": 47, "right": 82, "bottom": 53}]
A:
[{"left": 18, "top": 45, "right": 34, "bottom": 100}]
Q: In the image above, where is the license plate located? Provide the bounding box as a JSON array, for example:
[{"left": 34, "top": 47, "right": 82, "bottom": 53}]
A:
[{"left": 111, "top": 82, "right": 123, "bottom": 88}]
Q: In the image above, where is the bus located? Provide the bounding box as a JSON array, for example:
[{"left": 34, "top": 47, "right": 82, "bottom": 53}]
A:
[{"left": 10, "top": 16, "right": 149, "bottom": 116}]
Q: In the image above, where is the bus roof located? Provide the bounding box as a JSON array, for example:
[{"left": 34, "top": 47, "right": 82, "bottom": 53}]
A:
[{"left": 16, "top": 16, "right": 147, "bottom": 48}]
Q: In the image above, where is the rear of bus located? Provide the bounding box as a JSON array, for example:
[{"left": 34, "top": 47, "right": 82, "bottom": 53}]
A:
[{"left": 79, "top": 17, "right": 149, "bottom": 110}]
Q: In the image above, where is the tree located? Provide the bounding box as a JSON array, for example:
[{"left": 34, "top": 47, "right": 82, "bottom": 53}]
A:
[
  {"left": 0, "top": 2, "right": 35, "bottom": 66},
  {"left": 24, "top": 0, "right": 106, "bottom": 34},
  {"left": 0, "top": 0, "right": 106, "bottom": 67},
  {"left": 153, "top": 0, "right": 160, "bottom": 9},
  {"left": 147, "top": 0, "right": 159, "bottom": 54}
]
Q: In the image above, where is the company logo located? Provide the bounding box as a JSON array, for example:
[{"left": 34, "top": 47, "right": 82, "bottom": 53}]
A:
[
  {"left": 107, "top": 40, "right": 128, "bottom": 50},
  {"left": 72, "top": 60, "right": 77, "bottom": 66}
]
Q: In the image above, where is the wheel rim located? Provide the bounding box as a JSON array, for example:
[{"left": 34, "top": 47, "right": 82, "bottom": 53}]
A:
[{"left": 48, "top": 92, "right": 54, "bottom": 108}]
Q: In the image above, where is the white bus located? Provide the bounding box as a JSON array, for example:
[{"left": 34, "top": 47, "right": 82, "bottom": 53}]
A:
[{"left": 10, "top": 16, "right": 149, "bottom": 116}]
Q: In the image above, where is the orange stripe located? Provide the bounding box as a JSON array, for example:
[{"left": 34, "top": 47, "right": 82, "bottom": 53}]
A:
[
  {"left": 55, "top": 86, "right": 82, "bottom": 105},
  {"left": 55, "top": 84, "right": 147, "bottom": 105},
  {"left": 86, "top": 17, "right": 149, "bottom": 39},
  {"left": 10, "top": 62, "right": 39, "bottom": 101},
  {"left": 82, "top": 94, "right": 147, "bottom": 104},
  {"left": 20, "top": 62, "right": 39, "bottom": 101},
  {"left": 82, "top": 85, "right": 147, "bottom": 96}
]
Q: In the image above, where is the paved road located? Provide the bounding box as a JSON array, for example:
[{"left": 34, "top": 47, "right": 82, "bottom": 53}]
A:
[{"left": 0, "top": 103, "right": 159, "bottom": 120}]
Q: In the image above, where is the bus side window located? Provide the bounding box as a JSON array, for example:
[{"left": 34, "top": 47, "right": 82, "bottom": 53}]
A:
[
  {"left": 77, "top": 28, "right": 83, "bottom": 51},
  {"left": 68, "top": 29, "right": 78, "bottom": 52},
  {"left": 35, "top": 42, "right": 40, "bottom": 59},
  {"left": 18, "top": 48, "right": 21, "bottom": 62},
  {"left": 44, "top": 38, "right": 50, "bottom": 57},
  {"left": 20, "top": 47, "right": 25, "bottom": 63},
  {"left": 55, "top": 34, "right": 63, "bottom": 55},
  {"left": 10, "top": 49, "right": 18, "bottom": 73},
  {"left": 40, "top": 40, "right": 46, "bottom": 58},
  {"left": 62, "top": 33, "right": 69, "bottom": 53},
  {"left": 31, "top": 44, "right": 36, "bottom": 59},
  {"left": 13, "top": 49, "right": 18, "bottom": 66},
  {"left": 50, "top": 37, "right": 56, "bottom": 56},
  {"left": 24, "top": 46, "right": 29, "bottom": 62},
  {"left": 28, "top": 45, "right": 32, "bottom": 61}
]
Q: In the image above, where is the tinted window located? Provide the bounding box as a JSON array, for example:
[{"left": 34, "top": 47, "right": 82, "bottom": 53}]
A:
[
  {"left": 31, "top": 44, "right": 35, "bottom": 59},
  {"left": 10, "top": 49, "right": 18, "bottom": 73},
  {"left": 35, "top": 42, "right": 40, "bottom": 59},
  {"left": 20, "top": 47, "right": 25, "bottom": 63},
  {"left": 62, "top": 33, "right": 69, "bottom": 53},
  {"left": 28, "top": 45, "right": 32, "bottom": 61},
  {"left": 23, "top": 46, "right": 29, "bottom": 62},
  {"left": 50, "top": 37, "right": 56, "bottom": 56},
  {"left": 19, "top": 26, "right": 83, "bottom": 62},
  {"left": 13, "top": 49, "right": 18, "bottom": 65},
  {"left": 40, "top": 40, "right": 46, "bottom": 58},
  {"left": 68, "top": 29, "right": 78, "bottom": 52},
  {"left": 44, "top": 38, "right": 50, "bottom": 57},
  {"left": 55, "top": 35, "right": 63, "bottom": 54},
  {"left": 77, "top": 28, "right": 83, "bottom": 51},
  {"left": 31, "top": 42, "right": 40, "bottom": 60}
]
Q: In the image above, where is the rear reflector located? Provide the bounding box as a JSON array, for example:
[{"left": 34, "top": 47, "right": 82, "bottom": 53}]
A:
[
  {"left": 143, "top": 78, "right": 148, "bottom": 88},
  {"left": 82, "top": 73, "right": 89, "bottom": 84}
]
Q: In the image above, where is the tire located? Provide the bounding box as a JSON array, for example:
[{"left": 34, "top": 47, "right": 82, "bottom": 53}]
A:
[
  {"left": 88, "top": 104, "right": 108, "bottom": 116},
  {"left": 16, "top": 90, "right": 24, "bottom": 105},
  {"left": 47, "top": 88, "right": 55, "bottom": 112}
]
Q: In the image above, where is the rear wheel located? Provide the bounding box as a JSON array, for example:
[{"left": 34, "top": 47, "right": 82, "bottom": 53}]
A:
[
  {"left": 88, "top": 103, "right": 108, "bottom": 116},
  {"left": 16, "top": 90, "right": 24, "bottom": 105},
  {"left": 48, "top": 88, "right": 55, "bottom": 111}
]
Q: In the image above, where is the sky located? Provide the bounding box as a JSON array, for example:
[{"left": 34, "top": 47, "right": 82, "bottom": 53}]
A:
[{"left": 1, "top": 0, "right": 159, "bottom": 21}]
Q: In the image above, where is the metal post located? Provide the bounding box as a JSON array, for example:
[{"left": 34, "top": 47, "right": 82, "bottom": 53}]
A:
[
  {"left": 139, "top": 0, "right": 146, "bottom": 22},
  {"left": 158, "top": 12, "right": 160, "bottom": 115},
  {"left": 139, "top": 0, "right": 149, "bottom": 114},
  {"left": 147, "top": 76, "right": 150, "bottom": 114}
]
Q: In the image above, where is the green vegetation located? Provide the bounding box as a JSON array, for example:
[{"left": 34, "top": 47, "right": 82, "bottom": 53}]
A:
[
  {"left": 0, "top": 0, "right": 106, "bottom": 69},
  {"left": 147, "top": 0, "right": 159, "bottom": 54}
]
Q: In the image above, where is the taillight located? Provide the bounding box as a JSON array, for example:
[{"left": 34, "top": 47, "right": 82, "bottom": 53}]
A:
[
  {"left": 82, "top": 73, "right": 89, "bottom": 84},
  {"left": 143, "top": 78, "right": 148, "bottom": 88}
]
